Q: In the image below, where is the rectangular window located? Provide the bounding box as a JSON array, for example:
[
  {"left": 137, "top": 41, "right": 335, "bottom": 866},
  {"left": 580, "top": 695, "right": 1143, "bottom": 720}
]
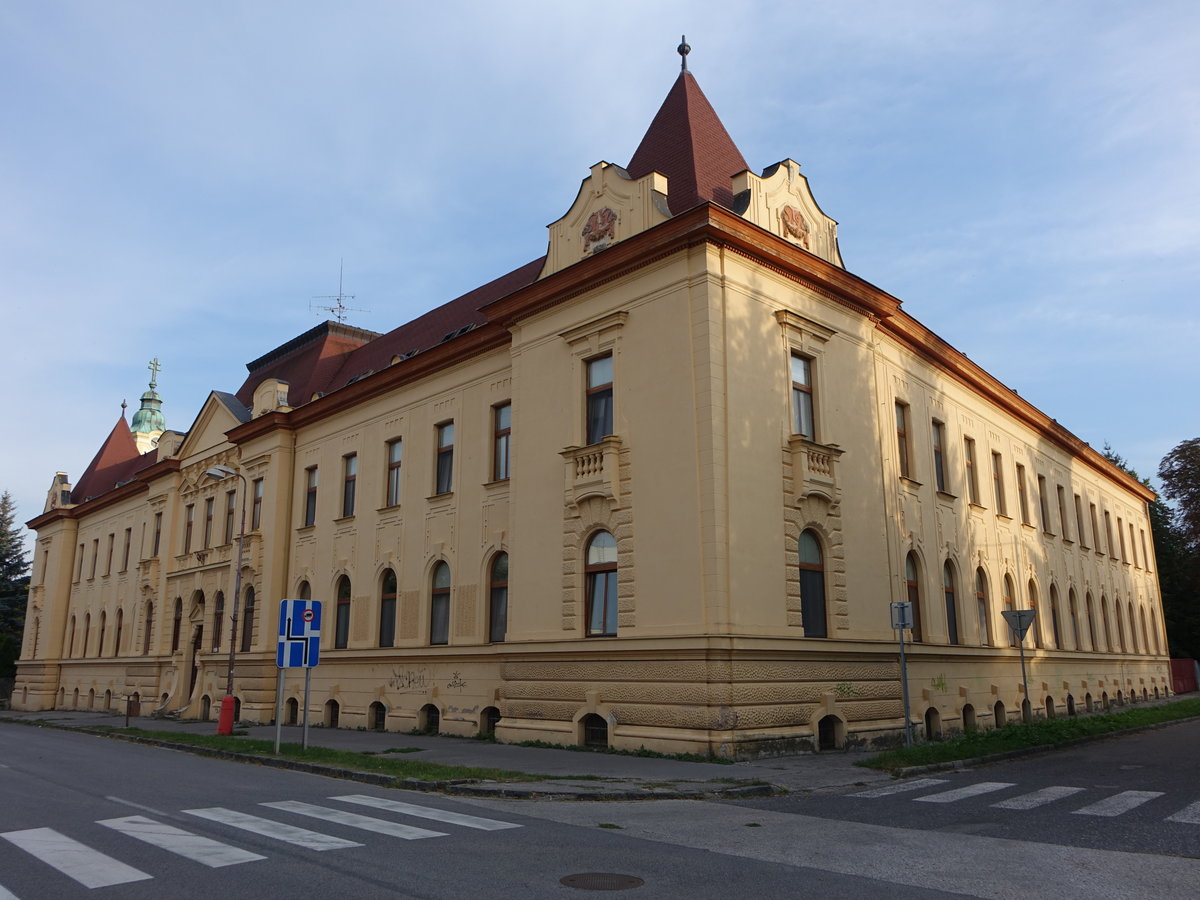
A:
[
  {"left": 224, "top": 490, "right": 237, "bottom": 544},
  {"left": 385, "top": 439, "right": 402, "bottom": 506},
  {"left": 1118, "top": 517, "right": 1128, "bottom": 562},
  {"left": 342, "top": 453, "right": 357, "bottom": 517},
  {"left": 184, "top": 505, "right": 195, "bottom": 553},
  {"left": 251, "top": 478, "right": 263, "bottom": 531},
  {"left": 1129, "top": 522, "right": 1138, "bottom": 567},
  {"left": 586, "top": 354, "right": 614, "bottom": 444},
  {"left": 790, "top": 354, "right": 815, "bottom": 439},
  {"left": 991, "top": 452, "right": 1007, "bottom": 515},
  {"left": 90, "top": 538, "right": 99, "bottom": 578},
  {"left": 1090, "top": 503, "right": 1101, "bottom": 551},
  {"left": 493, "top": 403, "right": 512, "bottom": 481},
  {"left": 1074, "top": 494, "right": 1088, "bottom": 548},
  {"left": 1016, "top": 464, "right": 1031, "bottom": 525},
  {"left": 931, "top": 421, "right": 947, "bottom": 492},
  {"left": 963, "top": 437, "right": 979, "bottom": 505},
  {"left": 1056, "top": 486, "right": 1070, "bottom": 540},
  {"left": 1104, "top": 510, "right": 1115, "bottom": 557},
  {"left": 304, "top": 467, "right": 318, "bottom": 527},
  {"left": 1036, "top": 475, "right": 1052, "bottom": 534},
  {"left": 895, "top": 403, "right": 911, "bottom": 478},
  {"left": 104, "top": 533, "right": 114, "bottom": 576},
  {"left": 152, "top": 512, "right": 162, "bottom": 557},
  {"left": 121, "top": 528, "right": 131, "bottom": 572},
  {"left": 203, "top": 497, "right": 214, "bottom": 548},
  {"left": 435, "top": 422, "right": 455, "bottom": 494},
  {"left": 1141, "top": 529, "right": 1151, "bottom": 571},
  {"left": 75, "top": 543, "right": 84, "bottom": 582}
]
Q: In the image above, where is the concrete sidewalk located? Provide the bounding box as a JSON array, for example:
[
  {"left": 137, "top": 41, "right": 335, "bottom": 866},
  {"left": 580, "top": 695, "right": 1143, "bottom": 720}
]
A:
[{"left": 0, "top": 709, "right": 892, "bottom": 799}]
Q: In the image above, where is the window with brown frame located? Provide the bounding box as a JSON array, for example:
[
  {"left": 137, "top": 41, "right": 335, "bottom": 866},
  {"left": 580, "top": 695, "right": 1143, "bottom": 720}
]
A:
[
  {"left": 90, "top": 538, "right": 99, "bottom": 578},
  {"left": 1056, "top": 485, "right": 1069, "bottom": 541},
  {"left": 1090, "top": 503, "right": 1101, "bottom": 551},
  {"left": 342, "top": 453, "right": 357, "bottom": 517},
  {"left": 975, "top": 568, "right": 990, "bottom": 646},
  {"left": 991, "top": 452, "right": 1006, "bottom": 514},
  {"left": 493, "top": 403, "right": 512, "bottom": 481},
  {"left": 895, "top": 403, "right": 912, "bottom": 478},
  {"left": 790, "top": 354, "right": 815, "bottom": 439},
  {"left": 1015, "top": 465, "right": 1031, "bottom": 525},
  {"left": 586, "top": 355, "right": 614, "bottom": 445},
  {"left": 152, "top": 512, "right": 162, "bottom": 557},
  {"left": 240, "top": 586, "right": 255, "bottom": 652},
  {"left": 963, "top": 438, "right": 979, "bottom": 504},
  {"left": 1003, "top": 576, "right": 1017, "bottom": 648},
  {"left": 304, "top": 467, "right": 318, "bottom": 527},
  {"left": 385, "top": 440, "right": 402, "bottom": 506},
  {"left": 121, "top": 528, "right": 132, "bottom": 572},
  {"left": 430, "top": 563, "right": 451, "bottom": 645},
  {"left": 224, "top": 490, "right": 237, "bottom": 544},
  {"left": 1074, "top": 494, "right": 1088, "bottom": 548},
  {"left": 251, "top": 478, "right": 263, "bottom": 530},
  {"left": 932, "top": 421, "right": 947, "bottom": 492},
  {"left": 1036, "top": 475, "right": 1052, "bottom": 534},
  {"left": 143, "top": 601, "right": 154, "bottom": 655},
  {"left": 489, "top": 552, "right": 509, "bottom": 642},
  {"left": 943, "top": 561, "right": 959, "bottom": 645},
  {"left": 335, "top": 576, "right": 351, "bottom": 649},
  {"left": 104, "top": 533, "right": 114, "bottom": 576},
  {"left": 798, "top": 530, "right": 827, "bottom": 638},
  {"left": 585, "top": 531, "right": 618, "bottom": 637},
  {"left": 905, "top": 553, "right": 923, "bottom": 642},
  {"left": 379, "top": 570, "right": 396, "bottom": 648},
  {"left": 435, "top": 423, "right": 455, "bottom": 495},
  {"left": 212, "top": 592, "right": 225, "bottom": 651},
  {"left": 203, "top": 498, "right": 214, "bottom": 548}
]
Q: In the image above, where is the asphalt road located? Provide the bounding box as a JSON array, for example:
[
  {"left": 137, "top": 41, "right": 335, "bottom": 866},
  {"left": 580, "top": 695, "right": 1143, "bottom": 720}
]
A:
[{"left": 0, "top": 726, "right": 950, "bottom": 900}]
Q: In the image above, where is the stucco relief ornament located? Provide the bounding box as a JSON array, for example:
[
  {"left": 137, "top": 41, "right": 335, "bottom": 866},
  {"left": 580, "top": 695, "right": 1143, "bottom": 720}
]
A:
[
  {"left": 582, "top": 207, "right": 617, "bottom": 253},
  {"left": 781, "top": 205, "right": 810, "bottom": 249}
]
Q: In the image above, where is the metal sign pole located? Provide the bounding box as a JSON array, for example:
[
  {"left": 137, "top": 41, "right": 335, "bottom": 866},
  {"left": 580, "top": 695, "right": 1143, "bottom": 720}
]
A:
[
  {"left": 273, "top": 668, "right": 285, "bottom": 754},
  {"left": 302, "top": 666, "right": 312, "bottom": 751},
  {"left": 899, "top": 626, "right": 912, "bottom": 747}
]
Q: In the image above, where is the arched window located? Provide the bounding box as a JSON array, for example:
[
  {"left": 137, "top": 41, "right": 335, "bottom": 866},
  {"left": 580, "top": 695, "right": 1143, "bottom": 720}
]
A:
[
  {"left": 1128, "top": 601, "right": 1138, "bottom": 653},
  {"left": 975, "top": 568, "right": 990, "bottom": 646},
  {"left": 334, "top": 576, "right": 351, "bottom": 649},
  {"left": 379, "top": 569, "right": 396, "bottom": 648},
  {"left": 171, "top": 598, "right": 182, "bottom": 652},
  {"left": 905, "top": 553, "right": 923, "bottom": 642},
  {"left": 585, "top": 532, "right": 618, "bottom": 637},
  {"left": 1027, "top": 580, "right": 1042, "bottom": 649},
  {"left": 66, "top": 616, "right": 76, "bottom": 658},
  {"left": 240, "top": 586, "right": 255, "bottom": 652},
  {"left": 798, "top": 531, "right": 827, "bottom": 638},
  {"left": 943, "top": 562, "right": 959, "bottom": 645},
  {"left": 1003, "top": 575, "right": 1017, "bottom": 648},
  {"left": 212, "top": 592, "right": 225, "bottom": 651},
  {"left": 1068, "top": 589, "right": 1080, "bottom": 651},
  {"left": 1115, "top": 596, "right": 1127, "bottom": 653},
  {"left": 1049, "top": 585, "right": 1061, "bottom": 650},
  {"left": 114, "top": 609, "right": 123, "bottom": 657},
  {"left": 298, "top": 580, "right": 311, "bottom": 600},
  {"left": 1150, "top": 607, "right": 1161, "bottom": 655},
  {"left": 1101, "top": 594, "right": 1113, "bottom": 651},
  {"left": 489, "top": 553, "right": 509, "bottom": 643},
  {"left": 430, "top": 563, "right": 450, "bottom": 645},
  {"left": 1139, "top": 606, "right": 1149, "bottom": 656},
  {"left": 96, "top": 612, "right": 105, "bottom": 658},
  {"left": 1085, "top": 592, "right": 1097, "bottom": 651},
  {"left": 143, "top": 601, "right": 154, "bottom": 655}
]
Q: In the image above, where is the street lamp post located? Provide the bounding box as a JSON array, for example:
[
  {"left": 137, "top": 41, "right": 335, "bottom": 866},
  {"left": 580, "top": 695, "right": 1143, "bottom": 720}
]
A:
[{"left": 204, "top": 464, "right": 248, "bottom": 736}]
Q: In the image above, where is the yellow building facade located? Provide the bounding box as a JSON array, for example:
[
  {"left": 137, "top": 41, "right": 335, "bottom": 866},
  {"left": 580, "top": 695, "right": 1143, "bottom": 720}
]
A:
[{"left": 15, "top": 63, "right": 1169, "bottom": 756}]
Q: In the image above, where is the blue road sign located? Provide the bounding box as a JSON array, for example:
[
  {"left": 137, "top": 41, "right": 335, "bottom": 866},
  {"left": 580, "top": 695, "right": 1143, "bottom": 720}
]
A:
[{"left": 277, "top": 599, "right": 322, "bottom": 668}]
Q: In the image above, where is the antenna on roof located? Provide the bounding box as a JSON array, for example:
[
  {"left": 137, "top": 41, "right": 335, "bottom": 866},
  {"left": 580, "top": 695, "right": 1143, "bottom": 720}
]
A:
[
  {"left": 678, "top": 35, "right": 690, "bottom": 72},
  {"left": 311, "top": 259, "right": 368, "bottom": 324}
]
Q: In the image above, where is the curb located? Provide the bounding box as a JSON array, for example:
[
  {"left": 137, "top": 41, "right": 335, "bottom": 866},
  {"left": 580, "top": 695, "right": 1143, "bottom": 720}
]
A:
[
  {"left": 3, "top": 717, "right": 778, "bottom": 801},
  {"left": 891, "top": 713, "right": 1200, "bottom": 778}
]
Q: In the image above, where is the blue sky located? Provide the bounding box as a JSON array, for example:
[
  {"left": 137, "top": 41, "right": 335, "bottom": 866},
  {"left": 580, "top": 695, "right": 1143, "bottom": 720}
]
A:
[{"left": 3, "top": 2, "right": 1198, "bottom": 552}]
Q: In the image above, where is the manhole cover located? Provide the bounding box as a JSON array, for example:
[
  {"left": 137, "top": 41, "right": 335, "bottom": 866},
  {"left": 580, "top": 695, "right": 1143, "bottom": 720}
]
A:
[{"left": 560, "top": 872, "right": 645, "bottom": 891}]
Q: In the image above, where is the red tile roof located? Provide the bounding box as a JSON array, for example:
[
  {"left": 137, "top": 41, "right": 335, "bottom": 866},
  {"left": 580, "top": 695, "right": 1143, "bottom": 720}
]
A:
[
  {"left": 626, "top": 72, "right": 750, "bottom": 215},
  {"left": 72, "top": 415, "right": 157, "bottom": 502}
]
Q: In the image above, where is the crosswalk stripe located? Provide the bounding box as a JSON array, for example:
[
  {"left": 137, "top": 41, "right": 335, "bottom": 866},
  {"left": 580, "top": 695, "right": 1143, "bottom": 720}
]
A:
[
  {"left": 332, "top": 795, "right": 521, "bottom": 831},
  {"left": 98, "top": 816, "right": 266, "bottom": 868},
  {"left": 0, "top": 827, "right": 152, "bottom": 889},
  {"left": 184, "top": 808, "right": 363, "bottom": 850},
  {"left": 914, "top": 782, "right": 1016, "bottom": 804},
  {"left": 1072, "top": 791, "right": 1165, "bottom": 817},
  {"left": 850, "top": 778, "right": 950, "bottom": 798},
  {"left": 0, "top": 883, "right": 20, "bottom": 900},
  {"left": 261, "top": 801, "right": 447, "bottom": 840},
  {"left": 1165, "top": 801, "right": 1200, "bottom": 825},
  {"left": 991, "top": 786, "right": 1086, "bottom": 810}
]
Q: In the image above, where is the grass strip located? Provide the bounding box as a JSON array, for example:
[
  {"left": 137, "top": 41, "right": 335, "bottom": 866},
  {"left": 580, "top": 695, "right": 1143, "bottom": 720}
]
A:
[
  {"left": 861, "top": 697, "right": 1200, "bottom": 772},
  {"left": 90, "top": 727, "right": 544, "bottom": 783}
]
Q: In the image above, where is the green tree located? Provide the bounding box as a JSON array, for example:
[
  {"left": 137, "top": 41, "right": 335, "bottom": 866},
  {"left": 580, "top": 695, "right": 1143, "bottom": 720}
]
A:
[
  {"left": 1159, "top": 438, "right": 1200, "bottom": 549},
  {"left": 0, "top": 491, "right": 30, "bottom": 678}
]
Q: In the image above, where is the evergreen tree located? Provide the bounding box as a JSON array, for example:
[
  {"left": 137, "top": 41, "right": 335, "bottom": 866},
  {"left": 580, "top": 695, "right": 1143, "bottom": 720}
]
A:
[{"left": 0, "top": 491, "right": 30, "bottom": 679}]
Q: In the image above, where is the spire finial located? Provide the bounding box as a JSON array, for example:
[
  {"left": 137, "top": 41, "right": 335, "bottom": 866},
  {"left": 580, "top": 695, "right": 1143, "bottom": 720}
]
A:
[
  {"left": 678, "top": 35, "right": 690, "bottom": 72},
  {"left": 148, "top": 357, "right": 161, "bottom": 390},
  {"left": 121, "top": 399, "right": 128, "bottom": 416}
]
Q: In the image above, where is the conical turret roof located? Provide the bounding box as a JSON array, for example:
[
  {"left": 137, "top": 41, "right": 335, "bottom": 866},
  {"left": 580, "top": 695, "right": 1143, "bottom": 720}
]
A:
[{"left": 626, "top": 71, "right": 750, "bottom": 215}]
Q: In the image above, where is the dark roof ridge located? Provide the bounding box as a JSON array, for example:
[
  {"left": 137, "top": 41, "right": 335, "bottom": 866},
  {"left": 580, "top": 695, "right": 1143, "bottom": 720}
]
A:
[{"left": 246, "top": 321, "right": 381, "bottom": 374}]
